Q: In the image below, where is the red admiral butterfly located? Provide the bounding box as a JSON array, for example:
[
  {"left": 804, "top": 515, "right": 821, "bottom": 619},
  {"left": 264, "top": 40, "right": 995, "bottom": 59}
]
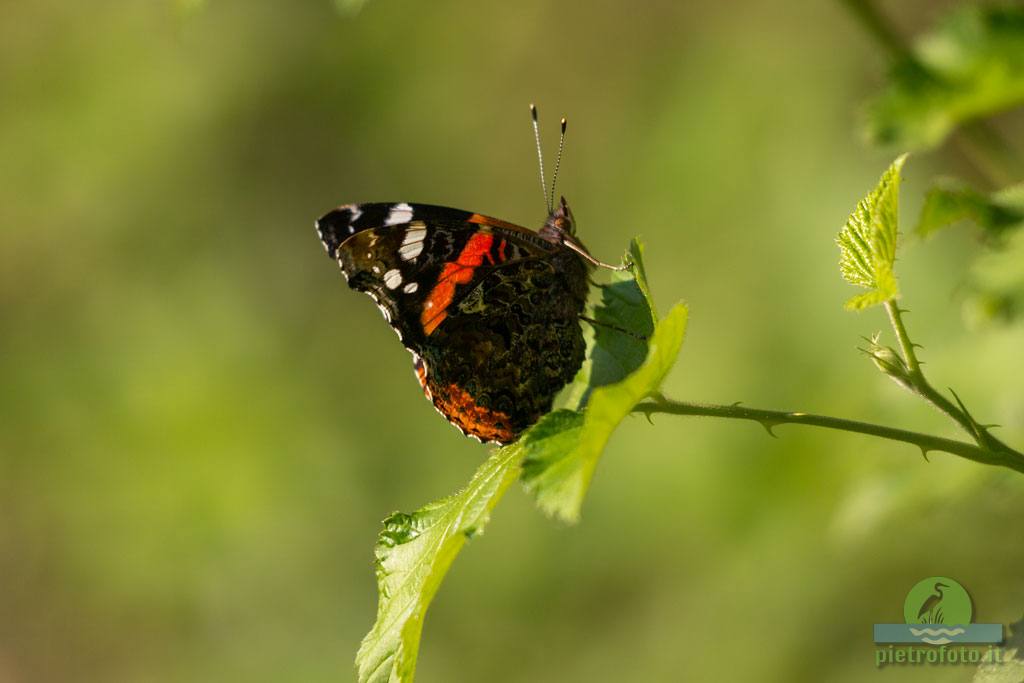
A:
[{"left": 316, "top": 106, "right": 624, "bottom": 444}]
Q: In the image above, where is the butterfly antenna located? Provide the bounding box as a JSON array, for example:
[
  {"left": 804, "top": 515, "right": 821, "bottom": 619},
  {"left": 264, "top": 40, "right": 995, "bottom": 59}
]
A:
[
  {"left": 529, "top": 104, "right": 551, "bottom": 214},
  {"left": 549, "top": 117, "right": 566, "bottom": 213}
]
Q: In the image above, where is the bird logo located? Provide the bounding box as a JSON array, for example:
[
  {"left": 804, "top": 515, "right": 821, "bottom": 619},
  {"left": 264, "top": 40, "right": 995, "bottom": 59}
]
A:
[{"left": 915, "top": 581, "right": 950, "bottom": 624}]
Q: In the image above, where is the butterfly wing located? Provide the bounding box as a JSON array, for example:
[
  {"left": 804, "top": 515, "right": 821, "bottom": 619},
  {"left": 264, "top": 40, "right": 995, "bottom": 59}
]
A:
[
  {"left": 316, "top": 202, "right": 591, "bottom": 443},
  {"left": 316, "top": 202, "right": 556, "bottom": 345}
]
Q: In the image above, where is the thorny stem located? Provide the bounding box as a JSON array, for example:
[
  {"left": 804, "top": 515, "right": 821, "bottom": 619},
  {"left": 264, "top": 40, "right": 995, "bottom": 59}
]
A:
[
  {"left": 884, "top": 301, "right": 1018, "bottom": 456},
  {"left": 633, "top": 398, "right": 1024, "bottom": 476},
  {"left": 884, "top": 301, "right": 920, "bottom": 373}
]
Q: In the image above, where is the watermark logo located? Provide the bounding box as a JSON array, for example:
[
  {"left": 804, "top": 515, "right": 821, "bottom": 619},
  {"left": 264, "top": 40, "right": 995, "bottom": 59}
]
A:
[
  {"left": 874, "top": 576, "right": 1002, "bottom": 645},
  {"left": 873, "top": 577, "right": 1006, "bottom": 669}
]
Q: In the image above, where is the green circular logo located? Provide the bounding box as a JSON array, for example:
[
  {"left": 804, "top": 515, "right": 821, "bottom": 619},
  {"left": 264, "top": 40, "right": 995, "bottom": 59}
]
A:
[{"left": 903, "top": 577, "right": 973, "bottom": 625}]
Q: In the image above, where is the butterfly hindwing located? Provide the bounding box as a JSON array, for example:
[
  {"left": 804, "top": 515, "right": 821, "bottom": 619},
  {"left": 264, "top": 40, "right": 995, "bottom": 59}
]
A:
[{"left": 416, "top": 247, "right": 590, "bottom": 442}]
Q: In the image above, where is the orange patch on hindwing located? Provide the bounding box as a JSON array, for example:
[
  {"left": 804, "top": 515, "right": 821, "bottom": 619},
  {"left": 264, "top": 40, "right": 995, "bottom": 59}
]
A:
[
  {"left": 433, "top": 382, "right": 515, "bottom": 443},
  {"left": 421, "top": 232, "right": 495, "bottom": 335}
]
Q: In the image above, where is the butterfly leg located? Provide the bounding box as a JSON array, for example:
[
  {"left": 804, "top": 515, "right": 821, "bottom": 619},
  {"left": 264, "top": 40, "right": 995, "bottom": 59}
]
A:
[
  {"left": 562, "top": 240, "right": 631, "bottom": 271},
  {"left": 578, "top": 315, "right": 648, "bottom": 340}
]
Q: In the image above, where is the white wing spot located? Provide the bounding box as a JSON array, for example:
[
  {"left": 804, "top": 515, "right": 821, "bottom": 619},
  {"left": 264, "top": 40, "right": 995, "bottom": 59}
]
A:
[
  {"left": 344, "top": 205, "right": 361, "bottom": 234},
  {"left": 329, "top": 204, "right": 361, "bottom": 235},
  {"left": 384, "top": 203, "right": 414, "bottom": 226},
  {"left": 403, "top": 282, "right": 418, "bottom": 294},
  {"left": 399, "top": 223, "right": 427, "bottom": 261},
  {"left": 399, "top": 241, "right": 424, "bottom": 261},
  {"left": 384, "top": 268, "right": 402, "bottom": 290}
]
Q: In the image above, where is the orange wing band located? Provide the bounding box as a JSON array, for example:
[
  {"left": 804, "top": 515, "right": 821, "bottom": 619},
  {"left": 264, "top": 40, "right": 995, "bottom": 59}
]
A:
[{"left": 421, "top": 232, "right": 495, "bottom": 335}]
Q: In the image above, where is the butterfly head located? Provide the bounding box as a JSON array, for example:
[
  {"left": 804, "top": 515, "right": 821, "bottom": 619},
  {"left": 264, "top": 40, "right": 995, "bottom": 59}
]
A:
[{"left": 540, "top": 195, "right": 576, "bottom": 243}]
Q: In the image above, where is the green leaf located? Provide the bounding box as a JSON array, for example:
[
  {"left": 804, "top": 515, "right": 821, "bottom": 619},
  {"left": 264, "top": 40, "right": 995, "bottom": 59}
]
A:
[
  {"left": 837, "top": 155, "right": 905, "bottom": 310},
  {"left": 917, "top": 179, "right": 1024, "bottom": 240},
  {"left": 973, "top": 615, "right": 1024, "bottom": 682},
  {"left": 517, "top": 410, "right": 587, "bottom": 515},
  {"left": 625, "top": 238, "right": 656, "bottom": 316},
  {"left": 866, "top": 5, "right": 1024, "bottom": 149},
  {"left": 356, "top": 445, "right": 524, "bottom": 683},
  {"left": 560, "top": 239, "right": 657, "bottom": 409},
  {"left": 521, "top": 302, "right": 688, "bottom": 522},
  {"left": 355, "top": 238, "right": 687, "bottom": 680}
]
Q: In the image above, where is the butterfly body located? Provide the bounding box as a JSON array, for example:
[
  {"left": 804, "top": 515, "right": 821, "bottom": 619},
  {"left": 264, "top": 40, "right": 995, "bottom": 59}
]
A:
[{"left": 317, "top": 199, "right": 592, "bottom": 443}]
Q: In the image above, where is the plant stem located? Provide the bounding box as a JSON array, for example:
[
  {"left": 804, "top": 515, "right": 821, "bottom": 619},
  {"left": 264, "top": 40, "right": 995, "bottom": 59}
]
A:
[
  {"left": 633, "top": 398, "right": 1024, "bottom": 475},
  {"left": 884, "top": 300, "right": 920, "bottom": 373},
  {"left": 884, "top": 301, "right": 1018, "bottom": 455}
]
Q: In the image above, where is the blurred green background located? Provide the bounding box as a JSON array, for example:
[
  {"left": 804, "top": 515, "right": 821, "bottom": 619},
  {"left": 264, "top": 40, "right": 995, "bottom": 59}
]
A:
[{"left": 2, "top": 1, "right": 1022, "bottom": 681}]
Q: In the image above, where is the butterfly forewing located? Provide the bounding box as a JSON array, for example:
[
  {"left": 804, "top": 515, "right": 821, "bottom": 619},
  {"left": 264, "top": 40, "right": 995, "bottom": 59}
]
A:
[{"left": 318, "top": 204, "right": 548, "bottom": 340}]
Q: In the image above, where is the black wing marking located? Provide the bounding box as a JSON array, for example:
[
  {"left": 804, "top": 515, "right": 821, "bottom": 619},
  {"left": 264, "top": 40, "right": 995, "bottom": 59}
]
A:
[{"left": 316, "top": 203, "right": 472, "bottom": 260}]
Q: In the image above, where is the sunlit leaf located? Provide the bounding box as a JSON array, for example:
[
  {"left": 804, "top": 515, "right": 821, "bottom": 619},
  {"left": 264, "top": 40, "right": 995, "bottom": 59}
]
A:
[
  {"left": 917, "top": 179, "right": 1024, "bottom": 240},
  {"left": 837, "top": 155, "right": 905, "bottom": 310},
  {"left": 356, "top": 445, "right": 523, "bottom": 683},
  {"left": 866, "top": 5, "right": 1024, "bottom": 149}
]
